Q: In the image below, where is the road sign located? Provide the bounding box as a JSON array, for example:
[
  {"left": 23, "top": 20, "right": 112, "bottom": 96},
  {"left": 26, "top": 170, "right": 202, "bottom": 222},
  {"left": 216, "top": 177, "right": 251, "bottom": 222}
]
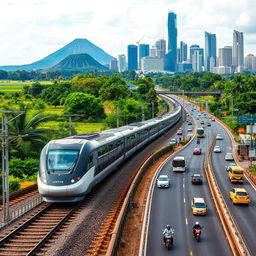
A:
[{"left": 237, "top": 115, "right": 256, "bottom": 123}]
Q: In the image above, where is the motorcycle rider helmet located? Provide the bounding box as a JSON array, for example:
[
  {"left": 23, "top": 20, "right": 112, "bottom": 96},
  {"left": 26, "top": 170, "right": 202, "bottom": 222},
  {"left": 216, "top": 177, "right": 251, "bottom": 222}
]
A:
[
  {"left": 166, "top": 224, "right": 170, "bottom": 230},
  {"left": 195, "top": 221, "right": 199, "bottom": 225}
]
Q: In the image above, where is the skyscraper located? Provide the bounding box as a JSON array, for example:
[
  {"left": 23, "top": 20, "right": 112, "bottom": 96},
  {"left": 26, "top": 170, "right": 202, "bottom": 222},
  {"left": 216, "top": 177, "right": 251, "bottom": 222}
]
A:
[
  {"left": 218, "top": 46, "right": 232, "bottom": 67},
  {"left": 139, "top": 44, "right": 149, "bottom": 69},
  {"left": 127, "top": 44, "right": 138, "bottom": 70},
  {"left": 109, "top": 58, "right": 118, "bottom": 72},
  {"left": 155, "top": 39, "right": 166, "bottom": 58},
  {"left": 232, "top": 30, "right": 244, "bottom": 71},
  {"left": 205, "top": 32, "right": 216, "bottom": 72},
  {"left": 165, "top": 11, "right": 177, "bottom": 72},
  {"left": 190, "top": 45, "right": 204, "bottom": 67},
  {"left": 245, "top": 54, "right": 256, "bottom": 73},
  {"left": 180, "top": 41, "right": 188, "bottom": 62},
  {"left": 118, "top": 54, "right": 126, "bottom": 72},
  {"left": 192, "top": 50, "right": 204, "bottom": 72}
]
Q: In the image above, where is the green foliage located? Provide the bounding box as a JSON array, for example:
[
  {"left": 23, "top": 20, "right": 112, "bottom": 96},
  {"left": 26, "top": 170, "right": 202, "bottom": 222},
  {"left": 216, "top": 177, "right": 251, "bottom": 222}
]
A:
[
  {"left": 9, "top": 176, "right": 21, "bottom": 193},
  {"left": 9, "top": 157, "right": 39, "bottom": 178},
  {"left": 64, "top": 92, "right": 105, "bottom": 119}
]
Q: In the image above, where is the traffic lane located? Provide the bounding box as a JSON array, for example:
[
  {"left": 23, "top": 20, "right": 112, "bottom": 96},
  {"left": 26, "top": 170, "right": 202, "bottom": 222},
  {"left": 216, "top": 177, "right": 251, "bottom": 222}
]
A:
[
  {"left": 147, "top": 139, "right": 201, "bottom": 256},
  {"left": 211, "top": 121, "right": 256, "bottom": 254},
  {"left": 147, "top": 130, "right": 230, "bottom": 256}
]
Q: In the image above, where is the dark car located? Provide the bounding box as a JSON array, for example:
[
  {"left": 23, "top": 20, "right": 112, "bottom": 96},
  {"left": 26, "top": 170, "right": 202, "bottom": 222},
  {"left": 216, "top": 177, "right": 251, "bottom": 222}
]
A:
[
  {"left": 207, "top": 122, "right": 211, "bottom": 126},
  {"left": 191, "top": 174, "right": 202, "bottom": 184},
  {"left": 193, "top": 147, "right": 202, "bottom": 155}
]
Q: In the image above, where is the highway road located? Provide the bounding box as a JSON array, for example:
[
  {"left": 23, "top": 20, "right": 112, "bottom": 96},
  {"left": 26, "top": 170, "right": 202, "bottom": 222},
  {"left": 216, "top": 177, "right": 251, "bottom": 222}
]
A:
[
  {"left": 211, "top": 118, "right": 256, "bottom": 255},
  {"left": 145, "top": 99, "right": 232, "bottom": 256}
]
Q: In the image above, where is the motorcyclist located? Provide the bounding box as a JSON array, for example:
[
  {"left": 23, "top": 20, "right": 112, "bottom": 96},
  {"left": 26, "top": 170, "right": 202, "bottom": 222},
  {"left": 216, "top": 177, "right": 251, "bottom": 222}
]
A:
[
  {"left": 193, "top": 221, "right": 202, "bottom": 234},
  {"left": 163, "top": 225, "right": 174, "bottom": 244},
  {"left": 197, "top": 138, "right": 200, "bottom": 144}
]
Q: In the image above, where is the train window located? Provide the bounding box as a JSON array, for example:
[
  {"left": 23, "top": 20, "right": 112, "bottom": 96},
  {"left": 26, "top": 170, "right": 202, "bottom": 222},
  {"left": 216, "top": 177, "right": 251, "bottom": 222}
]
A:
[
  {"left": 87, "top": 154, "right": 94, "bottom": 169},
  {"left": 98, "top": 146, "right": 109, "bottom": 157}
]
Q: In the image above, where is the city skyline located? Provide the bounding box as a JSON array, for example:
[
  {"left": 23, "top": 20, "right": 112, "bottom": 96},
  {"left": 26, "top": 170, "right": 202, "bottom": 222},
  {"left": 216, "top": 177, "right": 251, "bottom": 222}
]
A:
[{"left": 0, "top": 0, "right": 256, "bottom": 66}]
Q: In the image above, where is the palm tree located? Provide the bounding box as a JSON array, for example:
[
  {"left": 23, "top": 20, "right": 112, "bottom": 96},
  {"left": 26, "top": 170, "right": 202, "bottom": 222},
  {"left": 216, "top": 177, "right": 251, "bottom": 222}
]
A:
[{"left": 8, "top": 104, "right": 53, "bottom": 159}]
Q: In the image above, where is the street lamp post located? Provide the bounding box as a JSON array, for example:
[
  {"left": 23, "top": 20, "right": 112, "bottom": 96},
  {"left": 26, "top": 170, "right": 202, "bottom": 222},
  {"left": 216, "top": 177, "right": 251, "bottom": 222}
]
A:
[{"left": 0, "top": 111, "right": 24, "bottom": 223}]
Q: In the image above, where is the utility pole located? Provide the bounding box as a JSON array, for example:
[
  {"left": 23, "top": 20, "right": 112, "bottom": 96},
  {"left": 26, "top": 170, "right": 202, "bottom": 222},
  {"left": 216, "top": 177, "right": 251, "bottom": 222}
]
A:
[
  {"left": 141, "top": 104, "right": 145, "bottom": 121},
  {"left": 0, "top": 111, "right": 24, "bottom": 223},
  {"left": 61, "top": 114, "right": 85, "bottom": 136},
  {"left": 116, "top": 106, "right": 119, "bottom": 128},
  {"left": 151, "top": 102, "right": 154, "bottom": 119}
]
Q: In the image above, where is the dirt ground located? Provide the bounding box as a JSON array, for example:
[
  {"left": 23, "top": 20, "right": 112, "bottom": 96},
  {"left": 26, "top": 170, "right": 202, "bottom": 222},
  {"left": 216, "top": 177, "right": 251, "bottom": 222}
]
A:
[{"left": 117, "top": 148, "right": 181, "bottom": 256}]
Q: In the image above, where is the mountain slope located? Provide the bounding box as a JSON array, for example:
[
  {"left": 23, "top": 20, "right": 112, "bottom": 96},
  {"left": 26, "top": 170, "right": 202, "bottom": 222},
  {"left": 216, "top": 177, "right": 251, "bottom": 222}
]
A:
[
  {"left": 0, "top": 38, "right": 113, "bottom": 71},
  {"left": 45, "top": 53, "right": 108, "bottom": 72}
]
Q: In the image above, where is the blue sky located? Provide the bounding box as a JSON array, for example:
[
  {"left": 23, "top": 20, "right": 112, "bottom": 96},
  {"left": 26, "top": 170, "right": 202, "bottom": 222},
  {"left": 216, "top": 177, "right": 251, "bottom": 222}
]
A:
[{"left": 1, "top": 0, "right": 256, "bottom": 65}]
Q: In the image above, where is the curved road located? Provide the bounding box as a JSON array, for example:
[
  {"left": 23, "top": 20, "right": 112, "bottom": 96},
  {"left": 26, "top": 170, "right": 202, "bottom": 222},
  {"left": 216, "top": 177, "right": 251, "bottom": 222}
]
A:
[{"left": 146, "top": 99, "right": 231, "bottom": 256}]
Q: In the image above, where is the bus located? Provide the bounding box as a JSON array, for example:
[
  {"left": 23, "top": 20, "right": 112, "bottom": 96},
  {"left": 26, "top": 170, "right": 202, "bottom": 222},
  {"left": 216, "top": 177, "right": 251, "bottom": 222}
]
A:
[
  {"left": 172, "top": 156, "right": 186, "bottom": 172},
  {"left": 196, "top": 128, "right": 205, "bottom": 138}
]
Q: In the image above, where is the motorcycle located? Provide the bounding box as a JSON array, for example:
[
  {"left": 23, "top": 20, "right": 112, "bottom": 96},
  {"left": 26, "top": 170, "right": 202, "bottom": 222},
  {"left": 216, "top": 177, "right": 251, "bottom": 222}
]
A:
[
  {"left": 163, "top": 231, "right": 174, "bottom": 250},
  {"left": 193, "top": 228, "right": 203, "bottom": 242}
]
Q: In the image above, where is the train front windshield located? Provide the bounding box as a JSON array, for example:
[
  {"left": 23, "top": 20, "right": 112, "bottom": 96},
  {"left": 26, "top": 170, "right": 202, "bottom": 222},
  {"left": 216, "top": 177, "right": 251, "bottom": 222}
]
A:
[
  {"left": 47, "top": 150, "right": 79, "bottom": 171},
  {"left": 172, "top": 159, "right": 185, "bottom": 167}
]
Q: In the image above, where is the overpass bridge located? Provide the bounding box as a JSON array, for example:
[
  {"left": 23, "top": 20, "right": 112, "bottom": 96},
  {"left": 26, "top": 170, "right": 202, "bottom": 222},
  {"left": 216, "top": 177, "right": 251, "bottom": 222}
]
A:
[{"left": 156, "top": 90, "right": 222, "bottom": 97}]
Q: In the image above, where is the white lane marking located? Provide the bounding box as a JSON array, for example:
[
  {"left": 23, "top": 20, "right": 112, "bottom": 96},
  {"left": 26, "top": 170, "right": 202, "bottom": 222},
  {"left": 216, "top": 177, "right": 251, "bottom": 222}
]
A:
[
  {"left": 183, "top": 183, "right": 185, "bottom": 188},
  {"left": 185, "top": 218, "right": 188, "bottom": 225},
  {"left": 184, "top": 198, "right": 186, "bottom": 203}
]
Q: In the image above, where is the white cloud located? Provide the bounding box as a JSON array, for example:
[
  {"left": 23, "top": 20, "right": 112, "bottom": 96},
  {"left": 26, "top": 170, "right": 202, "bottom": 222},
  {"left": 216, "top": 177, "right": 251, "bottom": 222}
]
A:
[{"left": 0, "top": 0, "right": 256, "bottom": 65}]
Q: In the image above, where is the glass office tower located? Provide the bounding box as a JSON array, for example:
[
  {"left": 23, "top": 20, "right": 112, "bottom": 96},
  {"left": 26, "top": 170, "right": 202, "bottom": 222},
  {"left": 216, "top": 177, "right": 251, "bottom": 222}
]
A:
[
  {"left": 164, "top": 11, "right": 177, "bottom": 72},
  {"left": 205, "top": 32, "right": 216, "bottom": 72},
  {"left": 128, "top": 44, "right": 138, "bottom": 70}
]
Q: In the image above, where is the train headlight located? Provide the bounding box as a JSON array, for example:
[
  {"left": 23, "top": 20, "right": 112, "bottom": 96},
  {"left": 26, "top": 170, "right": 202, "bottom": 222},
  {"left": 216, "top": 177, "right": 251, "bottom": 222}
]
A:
[
  {"left": 39, "top": 176, "right": 47, "bottom": 184},
  {"left": 70, "top": 179, "right": 75, "bottom": 184}
]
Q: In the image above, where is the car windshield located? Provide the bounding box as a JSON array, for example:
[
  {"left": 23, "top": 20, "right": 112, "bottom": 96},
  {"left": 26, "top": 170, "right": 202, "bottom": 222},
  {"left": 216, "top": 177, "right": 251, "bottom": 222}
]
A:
[
  {"left": 194, "top": 148, "right": 200, "bottom": 151},
  {"left": 47, "top": 150, "right": 79, "bottom": 171},
  {"left": 193, "top": 175, "right": 201, "bottom": 179},
  {"left": 226, "top": 153, "right": 233, "bottom": 157},
  {"left": 173, "top": 160, "right": 185, "bottom": 167},
  {"left": 197, "top": 129, "right": 204, "bottom": 135},
  {"left": 234, "top": 170, "right": 243, "bottom": 174},
  {"left": 194, "top": 202, "right": 206, "bottom": 208},
  {"left": 159, "top": 177, "right": 168, "bottom": 181},
  {"left": 236, "top": 192, "right": 247, "bottom": 196},
  {"left": 170, "top": 139, "right": 176, "bottom": 142}
]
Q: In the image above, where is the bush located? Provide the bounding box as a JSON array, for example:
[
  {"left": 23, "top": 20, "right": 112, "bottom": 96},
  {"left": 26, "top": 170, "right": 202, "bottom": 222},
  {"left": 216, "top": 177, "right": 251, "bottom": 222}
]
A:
[
  {"left": 9, "top": 158, "right": 39, "bottom": 179},
  {"left": 9, "top": 176, "right": 21, "bottom": 193}
]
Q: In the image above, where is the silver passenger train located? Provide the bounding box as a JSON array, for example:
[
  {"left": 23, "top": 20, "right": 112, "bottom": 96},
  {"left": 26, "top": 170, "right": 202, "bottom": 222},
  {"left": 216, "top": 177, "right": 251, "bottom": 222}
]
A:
[{"left": 38, "top": 97, "right": 182, "bottom": 202}]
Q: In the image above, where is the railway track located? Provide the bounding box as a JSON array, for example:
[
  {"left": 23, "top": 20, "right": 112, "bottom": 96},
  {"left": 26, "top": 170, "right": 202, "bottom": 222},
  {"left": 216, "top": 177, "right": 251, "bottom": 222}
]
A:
[{"left": 0, "top": 202, "right": 82, "bottom": 256}]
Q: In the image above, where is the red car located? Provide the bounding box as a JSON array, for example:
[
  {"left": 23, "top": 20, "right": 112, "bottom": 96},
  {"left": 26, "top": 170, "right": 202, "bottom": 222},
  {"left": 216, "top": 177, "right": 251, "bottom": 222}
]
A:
[
  {"left": 191, "top": 174, "right": 202, "bottom": 184},
  {"left": 212, "top": 118, "right": 215, "bottom": 122},
  {"left": 177, "top": 129, "right": 183, "bottom": 135},
  {"left": 193, "top": 147, "right": 202, "bottom": 155}
]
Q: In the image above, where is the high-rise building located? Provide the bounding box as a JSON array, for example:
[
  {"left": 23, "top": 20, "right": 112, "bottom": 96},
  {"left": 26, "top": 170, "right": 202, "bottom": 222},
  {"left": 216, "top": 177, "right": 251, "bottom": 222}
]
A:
[
  {"left": 141, "top": 57, "right": 164, "bottom": 72},
  {"left": 177, "top": 48, "right": 181, "bottom": 63},
  {"left": 139, "top": 44, "right": 149, "bottom": 69},
  {"left": 233, "top": 30, "right": 244, "bottom": 71},
  {"left": 109, "top": 58, "right": 118, "bottom": 72},
  {"left": 117, "top": 54, "right": 126, "bottom": 72},
  {"left": 164, "top": 11, "right": 177, "bottom": 72},
  {"left": 155, "top": 39, "right": 166, "bottom": 58},
  {"left": 190, "top": 45, "right": 204, "bottom": 66},
  {"left": 150, "top": 45, "right": 158, "bottom": 57},
  {"left": 245, "top": 54, "right": 256, "bottom": 73},
  {"left": 218, "top": 46, "right": 232, "bottom": 67},
  {"left": 205, "top": 32, "right": 216, "bottom": 72},
  {"left": 192, "top": 50, "right": 204, "bottom": 72},
  {"left": 180, "top": 41, "right": 188, "bottom": 62},
  {"left": 127, "top": 44, "right": 138, "bottom": 70}
]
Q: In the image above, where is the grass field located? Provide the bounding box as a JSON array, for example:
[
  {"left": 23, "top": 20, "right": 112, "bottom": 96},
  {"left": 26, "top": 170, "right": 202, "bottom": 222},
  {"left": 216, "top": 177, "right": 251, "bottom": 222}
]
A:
[{"left": 0, "top": 80, "right": 52, "bottom": 93}]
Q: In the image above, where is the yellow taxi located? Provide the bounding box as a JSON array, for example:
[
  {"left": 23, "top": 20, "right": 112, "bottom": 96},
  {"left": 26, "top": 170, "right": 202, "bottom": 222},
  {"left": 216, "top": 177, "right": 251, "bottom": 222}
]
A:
[
  {"left": 228, "top": 166, "right": 244, "bottom": 183},
  {"left": 230, "top": 188, "right": 250, "bottom": 205},
  {"left": 191, "top": 197, "right": 207, "bottom": 215}
]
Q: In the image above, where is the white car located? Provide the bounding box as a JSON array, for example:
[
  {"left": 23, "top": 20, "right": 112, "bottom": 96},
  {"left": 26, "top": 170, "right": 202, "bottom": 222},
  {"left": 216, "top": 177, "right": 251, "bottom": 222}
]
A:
[
  {"left": 213, "top": 145, "right": 221, "bottom": 153},
  {"left": 169, "top": 138, "right": 177, "bottom": 145},
  {"left": 225, "top": 153, "right": 234, "bottom": 161},
  {"left": 216, "top": 134, "right": 223, "bottom": 140},
  {"left": 156, "top": 175, "right": 170, "bottom": 188},
  {"left": 187, "top": 127, "right": 192, "bottom": 132}
]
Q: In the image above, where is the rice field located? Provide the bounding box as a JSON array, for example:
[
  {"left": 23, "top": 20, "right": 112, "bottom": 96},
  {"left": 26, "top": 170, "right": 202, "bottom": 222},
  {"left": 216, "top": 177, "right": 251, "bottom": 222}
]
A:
[{"left": 0, "top": 80, "right": 52, "bottom": 93}]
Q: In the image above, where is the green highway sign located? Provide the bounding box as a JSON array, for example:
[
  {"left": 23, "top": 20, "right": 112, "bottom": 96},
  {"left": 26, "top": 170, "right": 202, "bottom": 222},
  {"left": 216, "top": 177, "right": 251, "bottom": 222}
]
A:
[{"left": 237, "top": 115, "right": 256, "bottom": 123}]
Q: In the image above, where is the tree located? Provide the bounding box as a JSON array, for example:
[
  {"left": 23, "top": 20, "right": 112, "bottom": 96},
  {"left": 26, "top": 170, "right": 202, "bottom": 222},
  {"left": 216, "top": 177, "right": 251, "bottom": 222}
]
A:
[
  {"left": 31, "top": 82, "right": 44, "bottom": 96},
  {"left": 64, "top": 92, "right": 105, "bottom": 119},
  {"left": 72, "top": 77, "right": 102, "bottom": 97},
  {"left": 8, "top": 104, "right": 53, "bottom": 159}
]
